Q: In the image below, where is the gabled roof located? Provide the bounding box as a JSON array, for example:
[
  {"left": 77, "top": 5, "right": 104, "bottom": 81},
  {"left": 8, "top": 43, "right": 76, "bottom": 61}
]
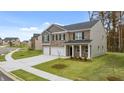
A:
[
  {"left": 33, "top": 34, "right": 41, "bottom": 38},
  {"left": 4, "top": 37, "right": 19, "bottom": 41},
  {"left": 43, "top": 20, "right": 99, "bottom": 33},
  {"left": 61, "top": 20, "right": 99, "bottom": 30}
]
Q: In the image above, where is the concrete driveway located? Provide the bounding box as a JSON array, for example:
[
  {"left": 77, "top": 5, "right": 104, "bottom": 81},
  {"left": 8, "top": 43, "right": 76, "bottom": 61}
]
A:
[
  {"left": 1, "top": 55, "right": 58, "bottom": 72},
  {"left": 0, "top": 49, "right": 72, "bottom": 81}
]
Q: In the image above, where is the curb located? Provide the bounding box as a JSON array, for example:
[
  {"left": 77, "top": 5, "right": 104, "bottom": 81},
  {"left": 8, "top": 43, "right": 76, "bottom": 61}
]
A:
[{"left": 0, "top": 67, "right": 23, "bottom": 81}]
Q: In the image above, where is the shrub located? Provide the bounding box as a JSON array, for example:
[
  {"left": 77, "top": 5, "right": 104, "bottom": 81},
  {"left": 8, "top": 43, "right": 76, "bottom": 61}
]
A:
[
  {"left": 79, "top": 57, "right": 82, "bottom": 60},
  {"left": 28, "top": 48, "right": 33, "bottom": 51}
]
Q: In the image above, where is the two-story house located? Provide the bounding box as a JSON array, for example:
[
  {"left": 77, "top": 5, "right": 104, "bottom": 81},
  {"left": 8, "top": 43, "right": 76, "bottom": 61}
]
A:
[
  {"left": 42, "top": 20, "right": 107, "bottom": 59},
  {"left": 31, "top": 34, "right": 42, "bottom": 50},
  {"left": 3, "top": 37, "right": 20, "bottom": 46}
]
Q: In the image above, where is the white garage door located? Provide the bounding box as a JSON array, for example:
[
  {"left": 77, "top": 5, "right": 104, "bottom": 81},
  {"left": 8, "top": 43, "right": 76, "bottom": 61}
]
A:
[
  {"left": 43, "top": 46, "right": 49, "bottom": 55},
  {"left": 51, "top": 47, "right": 65, "bottom": 56}
]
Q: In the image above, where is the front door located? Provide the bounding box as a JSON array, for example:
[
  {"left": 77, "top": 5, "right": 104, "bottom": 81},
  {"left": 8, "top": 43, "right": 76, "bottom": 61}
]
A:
[{"left": 69, "top": 46, "right": 72, "bottom": 56}]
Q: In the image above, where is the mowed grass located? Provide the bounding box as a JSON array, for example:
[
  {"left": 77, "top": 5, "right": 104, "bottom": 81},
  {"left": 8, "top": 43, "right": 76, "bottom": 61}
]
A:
[
  {"left": 0, "top": 55, "right": 5, "bottom": 62},
  {"left": 11, "top": 69, "right": 48, "bottom": 81},
  {"left": 33, "top": 53, "right": 124, "bottom": 81},
  {"left": 12, "top": 48, "right": 42, "bottom": 59}
]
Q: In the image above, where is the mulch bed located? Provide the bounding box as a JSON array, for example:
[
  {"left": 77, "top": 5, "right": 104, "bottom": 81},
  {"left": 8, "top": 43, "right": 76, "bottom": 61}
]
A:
[{"left": 52, "top": 64, "right": 67, "bottom": 69}]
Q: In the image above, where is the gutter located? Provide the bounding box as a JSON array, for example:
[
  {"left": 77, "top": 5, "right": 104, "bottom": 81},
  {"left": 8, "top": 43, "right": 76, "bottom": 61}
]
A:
[{"left": 0, "top": 67, "right": 24, "bottom": 81}]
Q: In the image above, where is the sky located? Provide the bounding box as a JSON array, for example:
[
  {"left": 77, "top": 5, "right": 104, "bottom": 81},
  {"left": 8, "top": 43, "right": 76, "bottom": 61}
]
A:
[{"left": 0, "top": 11, "right": 89, "bottom": 41}]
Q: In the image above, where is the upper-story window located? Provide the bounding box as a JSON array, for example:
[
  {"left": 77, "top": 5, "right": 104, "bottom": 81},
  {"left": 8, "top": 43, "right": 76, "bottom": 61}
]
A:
[
  {"left": 44, "top": 34, "right": 49, "bottom": 42},
  {"left": 59, "top": 34, "right": 61, "bottom": 40},
  {"left": 75, "top": 32, "right": 84, "bottom": 40},
  {"left": 51, "top": 33, "right": 65, "bottom": 41},
  {"left": 61, "top": 33, "right": 65, "bottom": 40},
  {"left": 52, "top": 34, "right": 54, "bottom": 41}
]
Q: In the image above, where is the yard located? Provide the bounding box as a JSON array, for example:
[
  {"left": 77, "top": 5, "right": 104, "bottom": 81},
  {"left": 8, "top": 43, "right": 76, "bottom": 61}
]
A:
[
  {"left": 0, "top": 55, "right": 5, "bottom": 62},
  {"left": 11, "top": 69, "right": 48, "bottom": 81},
  {"left": 12, "top": 48, "right": 43, "bottom": 59},
  {"left": 33, "top": 52, "right": 124, "bottom": 81}
]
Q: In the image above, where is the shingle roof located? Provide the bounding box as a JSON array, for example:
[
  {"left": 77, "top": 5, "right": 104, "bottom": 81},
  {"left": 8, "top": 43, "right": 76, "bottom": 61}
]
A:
[
  {"left": 4, "top": 37, "right": 19, "bottom": 41},
  {"left": 61, "top": 20, "right": 99, "bottom": 30},
  {"left": 33, "top": 34, "right": 40, "bottom": 38},
  {"left": 65, "top": 40, "right": 92, "bottom": 44}
]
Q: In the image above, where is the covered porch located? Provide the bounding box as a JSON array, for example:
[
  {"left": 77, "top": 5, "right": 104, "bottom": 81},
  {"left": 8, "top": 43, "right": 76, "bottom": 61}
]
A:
[{"left": 64, "top": 40, "right": 92, "bottom": 59}]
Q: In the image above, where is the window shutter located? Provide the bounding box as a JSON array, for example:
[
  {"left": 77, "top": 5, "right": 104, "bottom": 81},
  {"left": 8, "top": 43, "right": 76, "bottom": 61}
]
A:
[
  {"left": 73, "top": 33, "right": 75, "bottom": 40},
  {"left": 48, "top": 35, "right": 49, "bottom": 41},
  {"left": 64, "top": 34, "right": 65, "bottom": 40},
  {"left": 52, "top": 34, "right": 54, "bottom": 40},
  {"left": 82, "top": 32, "right": 84, "bottom": 39}
]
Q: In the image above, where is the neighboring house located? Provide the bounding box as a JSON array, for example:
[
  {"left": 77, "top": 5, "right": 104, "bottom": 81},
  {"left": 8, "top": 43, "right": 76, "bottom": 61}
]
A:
[
  {"left": 0, "top": 38, "right": 3, "bottom": 45},
  {"left": 21, "top": 40, "right": 31, "bottom": 47},
  {"left": 3, "top": 37, "right": 20, "bottom": 46},
  {"left": 42, "top": 20, "right": 107, "bottom": 59},
  {"left": 31, "top": 34, "right": 42, "bottom": 50}
]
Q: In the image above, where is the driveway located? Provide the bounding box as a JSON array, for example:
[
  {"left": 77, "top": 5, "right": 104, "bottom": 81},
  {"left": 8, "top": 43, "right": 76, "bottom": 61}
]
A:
[
  {"left": 0, "top": 49, "right": 72, "bottom": 81},
  {"left": 1, "top": 55, "right": 58, "bottom": 72}
]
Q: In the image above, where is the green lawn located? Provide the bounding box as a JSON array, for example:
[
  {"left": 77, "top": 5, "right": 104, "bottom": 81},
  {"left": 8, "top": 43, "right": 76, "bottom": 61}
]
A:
[
  {"left": 33, "top": 52, "right": 124, "bottom": 81},
  {"left": 0, "top": 55, "right": 5, "bottom": 62},
  {"left": 12, "top": 48, "right": 42, "bottom": 59},
  {"left": 11, "top": 69, "right": 48, "bottom": 81}
]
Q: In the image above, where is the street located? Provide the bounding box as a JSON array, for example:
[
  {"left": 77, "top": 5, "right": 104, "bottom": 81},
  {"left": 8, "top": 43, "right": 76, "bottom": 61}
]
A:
[
  {"left": 0, "top": 47, "right": 16, "bottom": 55},
  {"left": 0, "top": 47, "right": 16, "bottom": 81},
  {"left": 0, "top": 71, "right": 13, "bottom": 81}
]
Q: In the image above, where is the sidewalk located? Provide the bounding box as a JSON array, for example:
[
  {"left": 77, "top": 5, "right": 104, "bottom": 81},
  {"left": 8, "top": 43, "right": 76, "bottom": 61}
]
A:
[
  {"left": 5, "top": 48, "right": 20, "bottom": 62},
  {"left": 22, "top": 66, "right": 72, "bottom": 81}
]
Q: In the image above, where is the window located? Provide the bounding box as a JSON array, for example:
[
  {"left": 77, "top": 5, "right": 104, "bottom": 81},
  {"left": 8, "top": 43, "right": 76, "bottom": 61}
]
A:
[
  {"left": 98, "top": 46, "right": 100, "bottom": 50},
  {"left": 44, "top": 34, "right": 49, "bottom": 42},
  {"left": 52, "top": 34, "right": 54, "bottom": 41},
  {"left": 75, "top": 46, "right": 79, "bottom": 52},
  {"left": 63, "top": 34, "right": 65, "bottom": 40},
  {"left": 61, "top": 33, "right": 65, "bottom": 40},
  {"left": 75, "top": 32, "right": 84, "bottom": 40},
  {"left": 56, "top": 34, "right": 58, "bottom": 40},
  {"left": 59, "top": 34, "right": 61, "bottom": 40},
  {"left": 102, "top": 46, "right": 104, "bottom": 50},
  {"left": 85, "top": 46, "right": 88, "bottom": 52},
  {"left": 54, "top": 34, "right": 56, "bottom": 40}
]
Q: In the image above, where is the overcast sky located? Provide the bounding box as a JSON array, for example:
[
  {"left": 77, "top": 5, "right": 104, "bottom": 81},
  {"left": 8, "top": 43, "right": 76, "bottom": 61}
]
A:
[{"left": 0, "top": 11, "right": 89, "bottom": 41}]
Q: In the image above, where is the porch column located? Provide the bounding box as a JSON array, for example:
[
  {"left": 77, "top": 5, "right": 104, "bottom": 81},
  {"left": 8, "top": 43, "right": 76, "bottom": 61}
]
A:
[
  {"left": 79, "top": 45, "right": 82, "bottom": 57},
  {"left": 88, "top": 44, "right": 91, "bottom": 59},
  {"left": 72, "top": 45, "right": 74, "bottom": 57},
  {"left": 64, "top": 45, "right": 66, "bottom": 56}
]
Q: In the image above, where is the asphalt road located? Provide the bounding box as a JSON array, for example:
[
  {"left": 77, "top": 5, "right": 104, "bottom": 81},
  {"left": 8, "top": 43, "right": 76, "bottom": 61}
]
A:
[
  {"left": 0, "top": 47, "right": 16, "bottom": 81},
  {"left": 0, "top": 47, "right": 16, "bottom": 55},
  {"left": 0, "top": 71, "right": 13, "bottom": 81}
]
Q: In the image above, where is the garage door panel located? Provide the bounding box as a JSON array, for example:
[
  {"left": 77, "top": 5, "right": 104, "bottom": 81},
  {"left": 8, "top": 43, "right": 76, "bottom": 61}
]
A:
[
  {"left": 51, "top": 47, "right": 65, "bottom": 56},
  {"left": 43, "top": 47, "right": 49, "bottom": 55}
]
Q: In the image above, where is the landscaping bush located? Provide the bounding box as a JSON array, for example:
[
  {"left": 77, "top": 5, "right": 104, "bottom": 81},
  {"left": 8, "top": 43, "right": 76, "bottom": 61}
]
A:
[
  {"left": 28, "top": 48, "right": 33, "bottom": 51},
  {"left": 79, "top": 57, "right": 82, "bottom": 60},
  {"left": 52, "top": 64, "right": 67, "bottom": 69},
  {"left": 84, "top": 56, "right": 87, "bottom": 61}
]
